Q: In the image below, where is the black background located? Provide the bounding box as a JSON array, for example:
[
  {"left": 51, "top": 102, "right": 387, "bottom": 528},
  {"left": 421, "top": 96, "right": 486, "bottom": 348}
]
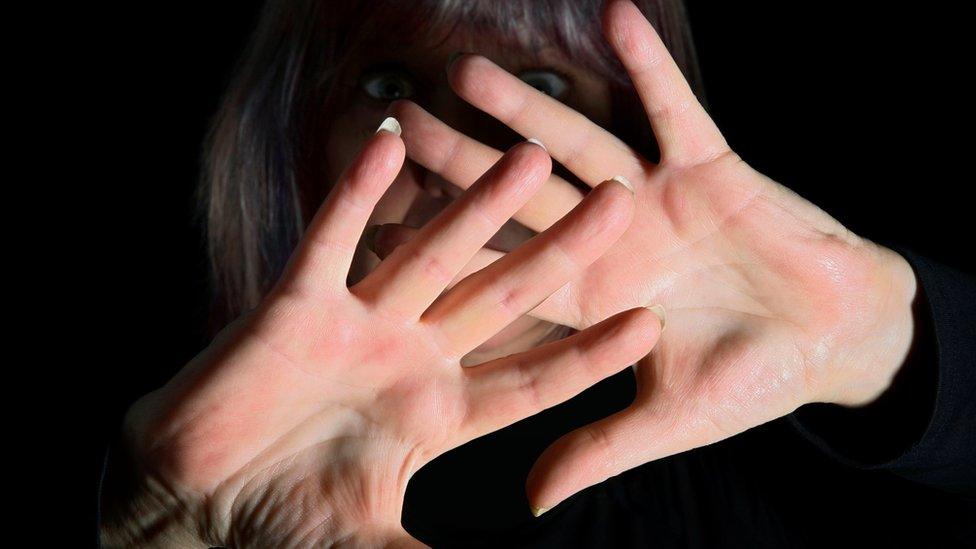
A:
[{"left": 64, "top": 1, "right": 973, "bottom": 543}]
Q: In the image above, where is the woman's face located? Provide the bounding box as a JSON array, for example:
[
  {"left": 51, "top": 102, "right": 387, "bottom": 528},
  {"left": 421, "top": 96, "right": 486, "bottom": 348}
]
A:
[{"left": 324, "top": 25, "right": 613, "bottom": 363}]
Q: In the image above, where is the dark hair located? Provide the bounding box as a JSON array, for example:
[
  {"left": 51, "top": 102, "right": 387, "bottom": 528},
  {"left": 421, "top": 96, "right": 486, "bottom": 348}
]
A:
[{"left": 202, "top": 0, "right": 703, "bottom": 329}]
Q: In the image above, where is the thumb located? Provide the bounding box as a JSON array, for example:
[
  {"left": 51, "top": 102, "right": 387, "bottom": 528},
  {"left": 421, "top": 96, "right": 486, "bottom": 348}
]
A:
[
  {"left": 525, "top": 405, "right": 654, "bottom": 516},
  {"left": 526, "top": 386, "right": 693, "bottom": 517}
]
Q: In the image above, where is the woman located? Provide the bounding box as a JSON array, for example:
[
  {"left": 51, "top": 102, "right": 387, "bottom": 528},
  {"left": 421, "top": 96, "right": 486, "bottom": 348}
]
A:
[{"left": 99, "top": 0, "right": 976, "bottom": 546}]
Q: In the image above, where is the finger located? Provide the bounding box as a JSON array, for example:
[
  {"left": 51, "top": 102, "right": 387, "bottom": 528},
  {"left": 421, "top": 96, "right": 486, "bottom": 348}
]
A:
[
  {"left": 389, "top": 100, "right": 582, "bottom": 233},
  {"left": 525, "top": 362, "right": 705, "bottom": 517},
  {"left": 525, "top": 404, "right": 656, "bottom": 516},
  {"left": 368, "top": 223, "right": 580, "bottom": 328},
  {"left": 457, "top": 306, "right": 663, "bottom": 446},
  {"left": 424, "top": 178, "right": 636, "bottom": 355},
  {"left": 367, "top": 223, "right": 501, "bottom": 290},
  {"left": 284, "top": 118, "right": 404, "bottom": 292},
  {"left": 353, "top": 141, "right": 551, "bottom": 318},
  {"left": 602, "top": 0, "right": 729, "bottom": 165},
  {"left": 446, "top": 55, "right": 650, "bottom": 185}
]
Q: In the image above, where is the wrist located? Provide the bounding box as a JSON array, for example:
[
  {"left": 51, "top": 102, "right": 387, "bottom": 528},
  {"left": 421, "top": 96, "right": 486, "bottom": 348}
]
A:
[
  {"left": 99, "top": 431, "right": 208, "bottom": 548},
  {"left": 818, "top": 245, "right": 918, "bottom": 407}
]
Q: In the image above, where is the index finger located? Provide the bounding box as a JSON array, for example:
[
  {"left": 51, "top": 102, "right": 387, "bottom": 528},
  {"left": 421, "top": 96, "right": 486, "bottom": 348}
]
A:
[
  {"left": 447, "top": 55, "right": 650, "bottom": 186},
  {"left": 602, "top": 0, "right": 729, "bottom": 165},
  {"left": 283, "top": 118, "right": 405, "bottom": 293},
  {"left": 389, "top": 100, "right": 583, "bottom": 233}
]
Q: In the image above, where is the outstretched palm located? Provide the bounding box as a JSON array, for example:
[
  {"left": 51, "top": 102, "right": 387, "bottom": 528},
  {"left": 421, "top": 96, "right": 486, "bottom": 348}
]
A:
[
  {"left": 386, "top": 0, "right": 916, "bottom": 513},
  {"left": 109, "top": 132, "right": 661, "bottom": 547}
]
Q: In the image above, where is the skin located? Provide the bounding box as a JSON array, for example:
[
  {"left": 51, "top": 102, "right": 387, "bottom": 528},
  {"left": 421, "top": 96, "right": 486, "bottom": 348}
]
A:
[
  {"left": 379, "top": 0, "right": 917, "bottom": 514},
  {"left": 326, "top": 29, "right": 613, "bottom": 365},
  {"left": 102, "top": 131, "right": 659, "bottom": 547},
  {"left": 102, "top": 0, "right": 917, "bottom": 545}
]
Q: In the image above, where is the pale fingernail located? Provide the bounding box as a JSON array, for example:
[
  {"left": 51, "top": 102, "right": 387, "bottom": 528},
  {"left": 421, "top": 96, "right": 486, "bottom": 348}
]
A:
[
  {"left": 376, "top": 116, "right": 401, "bottom": 136},
  {"left": 646, "top": 303, "right": 666, "bottom": 332},
  {"left": 527, "top": 137, "right": 548, "bottom": 152},
  {"left": 530, "top": 506, "right": 549, "bottom": 518},
  {"left": 611, "top": 175, "right": 635, "bottom": 193}
]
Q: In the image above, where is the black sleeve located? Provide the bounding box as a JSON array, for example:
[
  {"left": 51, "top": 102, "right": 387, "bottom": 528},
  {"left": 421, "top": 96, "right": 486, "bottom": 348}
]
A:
[{"left": 787, "top": 249, "right": 976, "bottom": 495}]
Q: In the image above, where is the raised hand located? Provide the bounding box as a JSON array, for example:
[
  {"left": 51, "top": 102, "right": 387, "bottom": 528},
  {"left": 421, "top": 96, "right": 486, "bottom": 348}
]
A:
[
  {"left": 101, "top": 121, "right": 662, "bottom": 547},
  {"left": 382, "top": 0, "right": 918, "bottom": 516}
]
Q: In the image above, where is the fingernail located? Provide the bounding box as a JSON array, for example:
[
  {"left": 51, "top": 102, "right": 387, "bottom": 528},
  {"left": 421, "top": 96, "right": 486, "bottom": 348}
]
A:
[
  {"left": 363, "top": 225, "right": 381, "bottom": 252},
  {"left": 611, "top": 175, "right": 635, "bottom": 193},
  {"left": 530, "top": 506, "right": 549, "bottom": 518},
  {"left": 646, "top": 303, "right": 666, "bottom": 332},
  {"left": 375, "top": 116, "right": 401, "bottom": 136},
  {"left": 526, "top": 137, "right": 548, "bottom": 152}
]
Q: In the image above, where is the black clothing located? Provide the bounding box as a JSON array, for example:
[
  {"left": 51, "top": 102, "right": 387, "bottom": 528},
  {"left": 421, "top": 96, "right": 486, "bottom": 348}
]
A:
[
  {"left": 402, "top": 248, "right": 976, "bottom": 547},
  {"left": 97, "top": 249, "right": 976, "bottom": 547}
]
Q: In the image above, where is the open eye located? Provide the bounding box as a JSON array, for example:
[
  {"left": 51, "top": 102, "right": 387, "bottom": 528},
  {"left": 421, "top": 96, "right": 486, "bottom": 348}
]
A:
[
  {"left": 360, "top": 68, "right": 417, "bottom": 102},
  {"left": 518, "top": 70, "right": 570, "bottom": 99}
]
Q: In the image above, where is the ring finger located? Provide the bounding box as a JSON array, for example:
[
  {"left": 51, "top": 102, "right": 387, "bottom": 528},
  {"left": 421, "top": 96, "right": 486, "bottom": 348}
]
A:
[
  {"left": 424, "top": 177, "right": 636, "bottom": 355},
  {"left": 353, "top": 140, "right": 551, "bottom": 318}
]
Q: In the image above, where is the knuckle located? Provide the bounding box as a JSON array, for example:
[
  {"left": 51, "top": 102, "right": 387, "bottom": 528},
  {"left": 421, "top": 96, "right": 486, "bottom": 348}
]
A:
[
  {"left": 497, "top": 286, "right": 525, "bottom": 316},
  {"left": 583, "top": 423, "right": 615, "bottom": 463},
  {"left": 647, "top": 97, "right": 693, "bottom": 123},
  {"left": 558, "top": 124, "right": 595, "bottom": 168},
  {"left": 569, "top": 341, "right": 600, "bottom": 380},
  {"left": 514, "top": 359, "right": 545, "bottom": 410},
  {"left": 415, "top": 251, "right": 454, "bottom": 286},
  {"left": 435, "top": 131, "right": 465, "bottom": 173}
]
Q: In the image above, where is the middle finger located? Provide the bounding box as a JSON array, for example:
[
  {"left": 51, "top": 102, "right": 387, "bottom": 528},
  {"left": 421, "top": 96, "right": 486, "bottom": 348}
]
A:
[
  {"left": 424, "top": 177, "right": 636, "bottom": 355},
  {"left": 353, "top": 141, "right": 550, "bottom": 318},
  {"left": 390, "top": 100, "right": 583, "bottom": 233},
  {"left": 448, "top": 54, "right": 651, "bottom": 186}
]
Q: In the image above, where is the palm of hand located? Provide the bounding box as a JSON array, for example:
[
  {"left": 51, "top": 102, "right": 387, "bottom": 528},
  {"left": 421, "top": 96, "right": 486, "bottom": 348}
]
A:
[
  {"left": 125, "top": 256, "right": 462, "bottom": 547},
  {"left": 388, "top": 0, "right": 917, "bottom": 513},
  {"left": 151, "top": 297, "right": 462, "bottom": 546},
  {"left": 540, "top": 152, "right": 908, "bottom": 502},
  {"left": 580, "top": 156, "right": 821, "bottom": 421},
  {"left": 117, "top": 130, "right": 658, "bottom": 547}
]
